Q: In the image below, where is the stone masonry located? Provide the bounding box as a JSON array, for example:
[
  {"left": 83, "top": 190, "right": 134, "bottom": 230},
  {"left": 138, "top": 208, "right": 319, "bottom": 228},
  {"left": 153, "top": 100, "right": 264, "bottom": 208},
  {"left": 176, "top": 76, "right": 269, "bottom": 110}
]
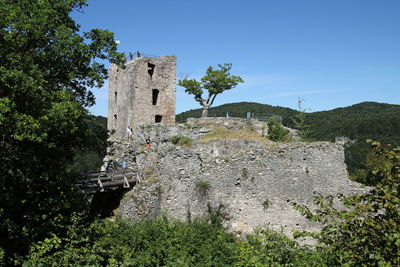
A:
[
  {"left": 102, "top": 118, "right": 366, "bottom": 239},
  {"left": 107, "top": 55, "right": 176, "bottom": 138}
]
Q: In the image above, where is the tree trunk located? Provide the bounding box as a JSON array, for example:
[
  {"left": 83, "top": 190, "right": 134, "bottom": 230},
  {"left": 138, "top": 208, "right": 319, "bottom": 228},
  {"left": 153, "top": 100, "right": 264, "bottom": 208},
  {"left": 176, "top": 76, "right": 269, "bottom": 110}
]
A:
[
  {"left": 201, "top": 100, "right": 210, "bottom": 117},
  {"left": 202, "top": 106, "right": 208, "bottom": 117}
]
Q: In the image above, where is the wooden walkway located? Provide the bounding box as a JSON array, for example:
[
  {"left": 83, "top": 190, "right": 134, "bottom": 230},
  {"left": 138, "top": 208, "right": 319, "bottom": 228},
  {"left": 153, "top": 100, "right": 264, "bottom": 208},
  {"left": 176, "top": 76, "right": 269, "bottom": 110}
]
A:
[{"left": 76, "top": 170, "right": 140, "bottom": 194}]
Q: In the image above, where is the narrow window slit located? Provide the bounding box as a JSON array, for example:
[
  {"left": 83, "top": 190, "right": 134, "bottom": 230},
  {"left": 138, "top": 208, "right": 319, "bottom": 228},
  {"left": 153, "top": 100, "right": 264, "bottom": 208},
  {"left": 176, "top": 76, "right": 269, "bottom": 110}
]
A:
[
  {"left": 148, "top": 63, "right": 155, "bottom": 79},
  {"left": 152, "top": 89, "right": 159, "bottom": 105}
]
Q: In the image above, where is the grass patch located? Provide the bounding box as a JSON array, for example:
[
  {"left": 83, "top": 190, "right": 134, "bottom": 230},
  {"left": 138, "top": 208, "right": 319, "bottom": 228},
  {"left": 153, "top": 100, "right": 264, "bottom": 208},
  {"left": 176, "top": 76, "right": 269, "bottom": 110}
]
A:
[
  {"left": 195, "top": 180, "right": 210, "bottom": 189},
  {"left": 198, "top": 126, "right": 266, "bottom": 144},
  {"left": 195, "top": 180, "right": 210, "bottom": 195},
  {"left": 169, "top": 136, "right": 192, "bottom": 148}
]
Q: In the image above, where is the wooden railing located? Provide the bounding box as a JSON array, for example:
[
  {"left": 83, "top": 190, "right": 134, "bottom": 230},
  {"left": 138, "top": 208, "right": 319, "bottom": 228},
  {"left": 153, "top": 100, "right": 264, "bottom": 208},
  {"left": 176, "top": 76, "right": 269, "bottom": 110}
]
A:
[{"left": 76, "top": 170, "right": 140, "bottom": 194}]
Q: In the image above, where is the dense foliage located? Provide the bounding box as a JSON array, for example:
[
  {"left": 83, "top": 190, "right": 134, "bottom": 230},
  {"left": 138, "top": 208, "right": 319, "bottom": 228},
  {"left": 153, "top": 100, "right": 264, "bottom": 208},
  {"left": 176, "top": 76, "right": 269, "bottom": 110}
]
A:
[
  {"left": 0, "top": 0, "right": 124, "bottom": 264},
  {"left": 294, "top": 140, "right": 400, "bottom": 265},
  {"left": 178, "top": 63, "right": 243, "bottom": 117},
  {"left": 24, "top": 211, "right": 330, "bottom": 266},
  {"left": 67, "top": 115, "right": 109, "bottom": 175}
]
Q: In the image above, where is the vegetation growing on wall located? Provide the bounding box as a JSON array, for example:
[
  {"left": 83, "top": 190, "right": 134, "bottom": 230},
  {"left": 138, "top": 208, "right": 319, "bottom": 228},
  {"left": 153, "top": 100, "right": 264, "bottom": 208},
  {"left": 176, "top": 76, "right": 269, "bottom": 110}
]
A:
[
  {"left": 262, "top": 198, "right": 270, "bottom": 210},
  {"left": 199, "top": 126, "right": 266, "bottom": 144},
  {"left": 169, "top": 136, "right": 192, "bottom": 147},
  {"left": 195, "top": 180, "right": 211, "bottom": 196}
]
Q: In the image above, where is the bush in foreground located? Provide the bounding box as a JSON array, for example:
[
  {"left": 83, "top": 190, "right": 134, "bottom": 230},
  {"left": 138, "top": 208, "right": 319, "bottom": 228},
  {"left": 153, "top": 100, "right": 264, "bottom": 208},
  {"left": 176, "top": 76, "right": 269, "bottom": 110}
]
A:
[{"left": 24, "top": 214, "right": 330, "bottom": 266}]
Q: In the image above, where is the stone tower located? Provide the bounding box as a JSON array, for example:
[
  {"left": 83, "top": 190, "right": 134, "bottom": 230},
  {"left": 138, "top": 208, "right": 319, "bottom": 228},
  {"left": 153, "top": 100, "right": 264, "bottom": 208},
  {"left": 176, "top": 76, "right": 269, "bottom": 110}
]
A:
[{"left": 107, "top": 55, "right": 177, "bottom": 137}]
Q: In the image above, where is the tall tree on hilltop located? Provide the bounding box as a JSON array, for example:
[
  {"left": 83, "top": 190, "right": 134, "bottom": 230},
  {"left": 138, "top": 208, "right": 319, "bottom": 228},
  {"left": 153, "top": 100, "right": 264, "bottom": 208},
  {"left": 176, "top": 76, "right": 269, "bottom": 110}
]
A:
[
  {"left": 292, "top": 97, "right": 311, "bottom": 141},
  {"left": 178, "top": 63, "right": 243, "bottom": 117},
  {"left": 0, "top": 0, "right": 124, "bottom": 263}
]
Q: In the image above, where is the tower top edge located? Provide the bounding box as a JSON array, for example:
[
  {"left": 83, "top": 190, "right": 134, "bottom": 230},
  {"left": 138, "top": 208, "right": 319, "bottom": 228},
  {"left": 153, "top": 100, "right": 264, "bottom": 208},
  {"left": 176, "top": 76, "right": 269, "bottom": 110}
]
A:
[{"left": 110, "top": 55, "right": 177, "bottom": 69}]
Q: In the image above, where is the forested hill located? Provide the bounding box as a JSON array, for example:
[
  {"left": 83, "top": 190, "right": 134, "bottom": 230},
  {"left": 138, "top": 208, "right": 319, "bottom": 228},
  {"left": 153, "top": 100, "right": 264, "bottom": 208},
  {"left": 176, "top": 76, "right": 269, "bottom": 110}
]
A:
[
  {"left": 306, "top": 102, "right": 400, "bottom": 176},
  {"left": 305, "top": 102, "right": 400, "bottom": 144},
  {"left": 176, "top": 101, "right": 400, "bottom": 177},
  {"left": 177, "top": 102, "right": 400, "bottom": 144},
  {"left": 176, "top": 102, "right": 299, "bottom": 127}
]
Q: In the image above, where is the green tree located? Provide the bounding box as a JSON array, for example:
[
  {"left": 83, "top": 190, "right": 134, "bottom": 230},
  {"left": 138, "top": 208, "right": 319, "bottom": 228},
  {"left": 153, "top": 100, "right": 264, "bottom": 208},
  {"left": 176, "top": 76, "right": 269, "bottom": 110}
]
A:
[
  {"left": 294, "top": 140, "right": 400, "bottom": 265},
  {"left": 178, "top": 63, "right": 243, "bottom": 117},
  {"left": 67, "top": 115, "right": 109, "bottom": 175},
  {"left": 292, "top": 97, "right": 311, "bottom": 140},
  {"left": 0, "top": 0, "right": 124, "bottom": 264}
]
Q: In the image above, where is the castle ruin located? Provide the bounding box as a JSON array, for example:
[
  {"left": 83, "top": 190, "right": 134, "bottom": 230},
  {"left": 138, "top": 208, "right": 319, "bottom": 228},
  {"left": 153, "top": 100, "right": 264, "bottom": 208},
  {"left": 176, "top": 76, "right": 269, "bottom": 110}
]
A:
[
  {"left": 101, "top": 118, "right": 365, "bottom": 238},
  {"left": 102, "top": 55, "right": 365, "bottom": 240},
  {"left": 107, "top": 55, "right": 177, "bottom": 138}
]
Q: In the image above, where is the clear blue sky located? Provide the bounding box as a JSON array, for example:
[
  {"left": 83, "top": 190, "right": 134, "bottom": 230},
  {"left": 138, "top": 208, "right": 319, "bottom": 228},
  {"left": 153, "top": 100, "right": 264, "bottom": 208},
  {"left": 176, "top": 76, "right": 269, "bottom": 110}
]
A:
[{"left": 72, "top": 0, "right": 400, "bottom": 117}]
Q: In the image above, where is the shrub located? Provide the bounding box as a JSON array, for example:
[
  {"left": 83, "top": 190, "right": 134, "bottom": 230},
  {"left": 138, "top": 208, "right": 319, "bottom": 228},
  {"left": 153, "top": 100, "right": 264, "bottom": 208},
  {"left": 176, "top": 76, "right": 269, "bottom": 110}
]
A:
[
  {"left": 24, "top": 213, "right": 333, "bottom": 266},
  {"left": 235, "top": 229, "right": 332, "bottom": 266},
  {"left": 179, "top": 136, "right": 191, "bottom": 146},
  {"left": 169, "top": 135, "right": 180, "bottom": 144},
  {"left": 169, "top": 136, "right": 192, "bottom": 147},
  {"left": 25, "top": 215, "right": 237, "bottom": 266},
  {"left": 267, "top": 118, "right": 290, "bottom": 142},
  {"left": 206, "top": 203, "right": 230, "bottom": 228}
]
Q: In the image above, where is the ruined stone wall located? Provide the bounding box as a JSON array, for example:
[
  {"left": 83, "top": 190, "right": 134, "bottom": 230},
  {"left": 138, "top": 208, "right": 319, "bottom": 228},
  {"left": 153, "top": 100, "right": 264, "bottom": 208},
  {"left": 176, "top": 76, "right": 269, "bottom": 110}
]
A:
[
  {"left": 108, "top": 63, "right": 132, "bottom": 137},
  {"left": 108, "top": 55, "right": 176, "bottom": 138},
  {"left": 103, "top": 119, "right": 366, "bottom": 239}
]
